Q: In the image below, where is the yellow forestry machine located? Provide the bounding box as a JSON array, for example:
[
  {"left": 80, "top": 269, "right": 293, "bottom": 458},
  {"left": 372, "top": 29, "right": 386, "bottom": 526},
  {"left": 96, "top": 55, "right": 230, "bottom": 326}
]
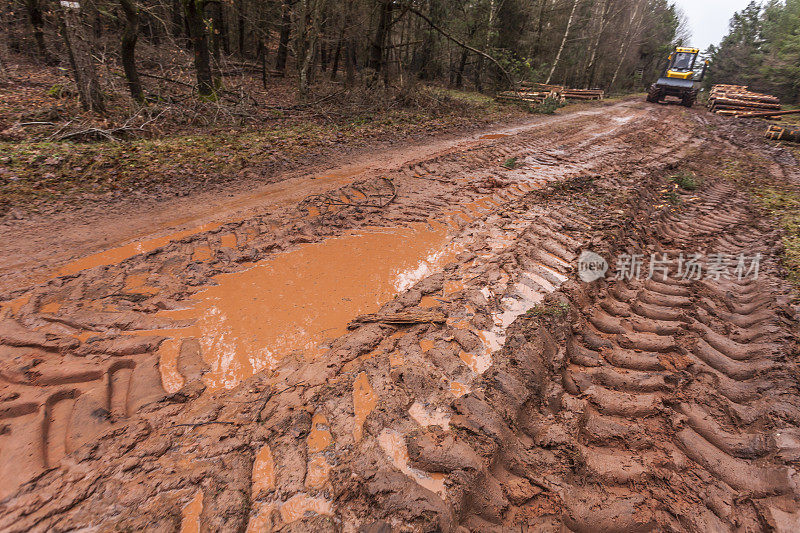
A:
[{"left": 646, "top": 47, "right": 709, "bottom": 107}]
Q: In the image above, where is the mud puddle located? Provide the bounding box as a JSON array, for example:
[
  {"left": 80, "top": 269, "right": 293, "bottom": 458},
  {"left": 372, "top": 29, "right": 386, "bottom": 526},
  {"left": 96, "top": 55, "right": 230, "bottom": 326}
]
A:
[
  {"left": 54, "top": 170, "right": 369, "bottom": 277},
  {"left": 157, "top": 223, "right": 461, "bottom": 391},
  {"left": 57, "top": 222, "right": 224, "bottom": 277}
]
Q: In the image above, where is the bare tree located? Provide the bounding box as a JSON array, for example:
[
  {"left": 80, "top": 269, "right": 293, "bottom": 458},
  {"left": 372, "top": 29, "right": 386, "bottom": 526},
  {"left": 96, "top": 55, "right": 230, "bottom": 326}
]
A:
[
  {"left": 474, "top": 0, "right": 498, "bottom": 92},
  {"left": 584, "top": 0, "right": 611, "bottom": 88},
  {"left": 296, "top": 0, "right": 323, "bottom": 96},
  {"left": 609, "top": 0, "right": 645, "bottom": 89},
  {"left": 275, "top": 0, "right": 293, "bottom": 75},
  {"left": 23, "top": 0, "right": 52, "bottom": 62},
  {"left": 545, "top": 0, "right": 580, "bottom": 84},
  {"left": 182, "top": 0, "right": 214, "bottom": 95},
  {"left": 59, "top": 0, "right": 105, "bottom": 111},
  {"left": 120, "top": 0, "right": 144, "bottom": 102}
]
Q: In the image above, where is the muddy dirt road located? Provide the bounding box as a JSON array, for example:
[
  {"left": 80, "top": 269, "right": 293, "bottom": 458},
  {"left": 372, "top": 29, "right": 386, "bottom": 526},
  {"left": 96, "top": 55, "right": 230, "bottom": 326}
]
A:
[{"left": 1, "top": 100, "right": 799, "bottom": 531}]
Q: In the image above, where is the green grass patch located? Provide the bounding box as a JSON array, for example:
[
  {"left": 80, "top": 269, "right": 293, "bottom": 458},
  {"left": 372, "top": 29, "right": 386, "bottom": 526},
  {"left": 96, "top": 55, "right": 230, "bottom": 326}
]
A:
[
  {"left": 754, "top": 187, "right": 800, "bottom": 287},
  {"left": 502, "top": 157, "right": 518, "bottom": 169},
  {"left": 526, "top": 301, "right": 570, "bottom": 318},
  {"left": 670, "top": 171, "right": 700, "bottom": 191},
  {"left": 534, "top": 95, "right": 563, "bottom": 115},
  {"left": 665, "top": 189, "right": 680, "bottom": 205},
  {"left": 428, "top": 86, "right": 498, "bottom": 107}
]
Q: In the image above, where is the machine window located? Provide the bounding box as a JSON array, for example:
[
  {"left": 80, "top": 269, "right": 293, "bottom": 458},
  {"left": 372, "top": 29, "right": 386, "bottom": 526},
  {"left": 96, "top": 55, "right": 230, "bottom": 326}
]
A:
[{"left": 672, "top": 53, "right": 694, "bottom": 70}]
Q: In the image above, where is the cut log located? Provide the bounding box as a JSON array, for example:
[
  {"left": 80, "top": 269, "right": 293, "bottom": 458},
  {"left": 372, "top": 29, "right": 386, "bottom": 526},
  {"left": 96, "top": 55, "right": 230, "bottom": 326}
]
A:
[
  {"left": 737, "top": 109, "right": 800, "bottom": 119},
  {"left": 710, "top": 98, "right": 781, "bottom": 110},
  {"left": 348, "top": 310, "right": 447, "bottom": 329},
  {"left": 708, "top": 85, "right": 781, "bottom": 117},
  {"left": 765, "top": 125, "right": 800, "bottom": 143}
]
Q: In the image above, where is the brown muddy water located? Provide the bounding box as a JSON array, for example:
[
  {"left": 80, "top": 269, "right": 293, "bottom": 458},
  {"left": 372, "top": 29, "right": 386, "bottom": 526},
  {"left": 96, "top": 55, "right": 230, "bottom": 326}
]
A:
[{"left": 157, "top": 223, "right": 460, "bottom": 392}]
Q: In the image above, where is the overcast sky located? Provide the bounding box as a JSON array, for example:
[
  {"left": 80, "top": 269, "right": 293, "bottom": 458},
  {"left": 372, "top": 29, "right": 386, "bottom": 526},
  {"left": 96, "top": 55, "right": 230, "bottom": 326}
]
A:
[{"left": 671, "top": 0, "right": 757, "bottom": 51}]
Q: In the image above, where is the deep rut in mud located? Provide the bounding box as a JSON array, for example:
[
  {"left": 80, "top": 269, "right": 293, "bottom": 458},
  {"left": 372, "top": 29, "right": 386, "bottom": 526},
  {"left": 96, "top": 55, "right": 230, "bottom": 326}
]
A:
[{"left": 1, "top": 101, "right": 799, "bottom": 532}]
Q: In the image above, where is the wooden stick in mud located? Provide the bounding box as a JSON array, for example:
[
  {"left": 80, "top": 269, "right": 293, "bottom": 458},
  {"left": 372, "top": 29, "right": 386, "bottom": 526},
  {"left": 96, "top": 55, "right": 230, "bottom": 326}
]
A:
[
  {"left": 736, "top": 109, "right": 800, "bottom": 119},
  {"left": 348, "top": 310, "right": 447, "bottom": 329}
]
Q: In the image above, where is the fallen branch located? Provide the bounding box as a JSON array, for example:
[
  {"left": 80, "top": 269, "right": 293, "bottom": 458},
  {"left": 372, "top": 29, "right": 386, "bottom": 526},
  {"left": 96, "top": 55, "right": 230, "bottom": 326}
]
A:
[
  {"left": 51, "top": 108, "right": 167, "bottom": 142},
  {"left": 299, "top": 177, "right": 396, "bottom": 216},
  {"left": 56, "top": 127, "right": 130, "bottom": 142},
  {"left": 265, "top": 89, "right": 346, "bottom": 111},
  {"left": 348, "top": 310, "right": 447, "bottom": 329},
  {"left": 409, "top": 175, "right": 450, "bottom": 183},
  {"left": 138, "top": 71, "right": 195, "bottom": 89},
  {"left": 16, "top": 122, "right": 56, "bottom": 127},
  {"left": 171, "top": 421, "right": 239, "bottom": 428}
]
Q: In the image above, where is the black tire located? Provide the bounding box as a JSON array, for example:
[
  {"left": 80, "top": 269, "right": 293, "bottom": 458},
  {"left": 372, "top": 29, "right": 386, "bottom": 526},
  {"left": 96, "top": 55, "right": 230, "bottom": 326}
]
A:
[
  {"left": 681, "top": 90, "right": 697, "bottom": 108},
  {"left": 646, "top": 85, "right": 661, "bottom": 103}
]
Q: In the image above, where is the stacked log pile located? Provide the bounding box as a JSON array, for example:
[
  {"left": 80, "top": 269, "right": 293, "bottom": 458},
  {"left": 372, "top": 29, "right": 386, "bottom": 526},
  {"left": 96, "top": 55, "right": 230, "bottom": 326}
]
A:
[
  {"left": 765, "top": 124, "right": 800, "bottom": 143},
  {"left": 563, "top": 88, "right": 605, "bottom": 100},
  {"left": 708, "top": 85, "right": 781, "bottom": 116},
  {"left": 521, "top": 82, "right": 565, "bottom": 93},
  {"left": 498, "top": 83, "right": 603, "bottom": 104},
  {"left": 496, "top": 89, "right": 564, "bottom": 105}
]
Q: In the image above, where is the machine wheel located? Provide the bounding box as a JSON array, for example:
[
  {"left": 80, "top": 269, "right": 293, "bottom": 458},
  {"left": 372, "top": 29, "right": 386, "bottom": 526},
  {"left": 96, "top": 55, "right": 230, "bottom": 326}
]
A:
[
  {"left": 681, "top": 90, "right": 697, "bottom": 108},
  {"left": 646, "top": 85, "right": 662, "bottom": 103}
]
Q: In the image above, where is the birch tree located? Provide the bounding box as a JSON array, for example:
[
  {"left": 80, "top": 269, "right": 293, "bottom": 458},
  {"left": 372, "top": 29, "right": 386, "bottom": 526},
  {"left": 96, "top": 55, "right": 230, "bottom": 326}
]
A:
[{"left": 545, "top": 0, "right": 579, "bottom": 84}]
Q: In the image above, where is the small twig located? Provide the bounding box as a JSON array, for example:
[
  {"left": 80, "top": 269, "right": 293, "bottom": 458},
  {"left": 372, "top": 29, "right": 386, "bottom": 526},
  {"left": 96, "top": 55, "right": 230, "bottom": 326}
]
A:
[
  {"left": 138, "top": 71, "right": 195, "bottom": 89},
  {"left": 16, "top": 122, "right": 56, "bottom": 127},
  {"left": 266, "top": 89, "right": 345, "bottom": 111},
  {"left": 171, "top": 421, "right": 239, "bottom": 428},
  {"left": 409, "top": 174, "right": 450, "bottom": 184}
]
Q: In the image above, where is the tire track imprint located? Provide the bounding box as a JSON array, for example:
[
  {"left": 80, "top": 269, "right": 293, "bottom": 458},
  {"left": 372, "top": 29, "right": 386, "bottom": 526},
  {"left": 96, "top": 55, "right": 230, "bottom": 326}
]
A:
[{"left": 1, "top": 102, "right": 797, "bottom": 531}]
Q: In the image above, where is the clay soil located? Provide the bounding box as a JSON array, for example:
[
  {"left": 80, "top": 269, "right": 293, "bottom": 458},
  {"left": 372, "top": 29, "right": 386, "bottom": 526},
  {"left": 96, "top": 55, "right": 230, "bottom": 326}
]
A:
[{"left": 1, "top": 99, "right": 800, "bottom": 532}]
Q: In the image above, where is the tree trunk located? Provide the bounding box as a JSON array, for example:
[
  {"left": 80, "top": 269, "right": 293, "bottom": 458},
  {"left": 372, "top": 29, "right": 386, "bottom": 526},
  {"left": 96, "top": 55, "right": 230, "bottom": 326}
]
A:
[
  {"left": 330, "top": 36, "right": 342, "bottom": 80},
  {"left": 320, "top": 42, "right": 328, "bottom": 71},
  {"left": 474, "top": 0, "right": 496, "bottom": 92},
  {"left": 120, "top": 0, "right": 144, "bottom": 102},
  {"left": 345, "top": 38, "right": 356, "bottom": 87},
  {"left": 454, "top": 23, "right": 476, "bottom": 89},
  {"left": 455, "top": 46, "right": 468, "bottom": 88},
  {"left": 210, "top": 1, "right": 223, "bottom": 65},
  {"left": 182, "top": 0, "right": 214, "bottom": 96},
  {"left": 275, "top": 1, "right": 292, "bottom": 75},
  {"left": 238, "top": 2, "right": 245, "bottom": 56},
  {"left": 0, "top": 18, "right": 8, "bottom": 82},
  {"left": 24, "top": 0, "right": 51, "bottom": 61},
  {"left": 531, "top": 0, "right": 546, "bottom": 60},
  {"left": 258, "top": 38, "right": 267, "bottom": 88},
  {"left": 59, "top": 1, "right": 105, "bottom": 112},
  {"left": 368, "top": 0, "right": 391, "bottom": 75},
  {"left": 171, "top": 0, "right": 183, "bottom": 38},
  {"left": 296, "top": 0, "right": 319, "bottom": 97},
  {"left": 609, "top": 0, "right": 645, "bottom": 90},
  {"left": 545, "top": 0, "right": 579, "bottom": 85},
  {"left": 585, "top": 0, "right": 610, "bottom": 88},
  {"left": 183, "top": 7, "right": 192, "bottom": 46}
]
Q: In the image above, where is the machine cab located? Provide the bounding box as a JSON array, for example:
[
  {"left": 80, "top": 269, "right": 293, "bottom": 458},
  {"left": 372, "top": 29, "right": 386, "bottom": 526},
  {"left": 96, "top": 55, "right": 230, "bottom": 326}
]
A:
[{"left": 666, "top": 47, "right": 701, "bottom": 80}]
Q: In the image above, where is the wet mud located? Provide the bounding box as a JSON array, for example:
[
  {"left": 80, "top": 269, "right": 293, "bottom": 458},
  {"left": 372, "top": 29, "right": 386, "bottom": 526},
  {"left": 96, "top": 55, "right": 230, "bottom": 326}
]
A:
[{"left": 1, "top": 101, "right": 799, "bottom": 531}]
